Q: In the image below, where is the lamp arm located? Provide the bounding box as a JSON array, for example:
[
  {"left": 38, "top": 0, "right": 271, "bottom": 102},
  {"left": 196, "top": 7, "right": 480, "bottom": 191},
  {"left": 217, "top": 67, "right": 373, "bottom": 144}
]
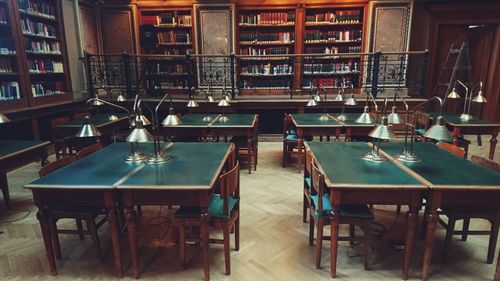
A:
[
  {"left": 467, "top": 81, "right": 482, "bottom": 116},
  {"left": 86, "top": 97, "right": 131, "bottom": 126},
  {"left": 137, "top": 99, "right": 159, "bottom": 157},
  {"left": 366, "top": 90, "right": 378, "bottom": 112},
  {"left": 393, "top": 91, "right": 410, "bottom": 151},
  {"left": 408, "top": 96, "right": 445, "bottom": 155},
  {"left": 132, "top": 94, "right": 139, "bottom": 113}
]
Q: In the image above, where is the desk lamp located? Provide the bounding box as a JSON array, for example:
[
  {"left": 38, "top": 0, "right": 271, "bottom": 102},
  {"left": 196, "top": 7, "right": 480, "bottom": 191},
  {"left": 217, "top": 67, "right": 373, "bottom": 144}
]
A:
[
  {"left": 76, "top": 97, "right": 131, "bottom": 137},
  {"left": 387, "top": 90, "right": 407, "bottom": 125},
  {"left": 363, "top": 98, "right": 394, "bottom": 162},
  {"left": 395, "top": 96, "right": 452, "bottom": 162},
  {"left": 125, "top": 118, "right": 152, "bottom": 163},
  {"left": 186, "top": 87, "right": 200, "bottom": 108},
  {"left": 447, "top": 80, "right": 487, "bottom": 121},
  {"left": 355, "top": 90, "right": 378, "bottom": 124},
  {"left": 130, "top": 94, "right": 151, "bottom": 127},
  {"left": 338, "top": 84, "right": 358, "bottom": 121},
  {"left": 0, "top": 113, "right": 10, "bottom": 123},
  {"left": 197, "top": 88, "right": 215, "bottom": 121},
  {"left": 117, "top": 91, "right": 127, "bottom": 102},
  {"left": 217, "top": 92, "right": 231, "bottom": 122}
]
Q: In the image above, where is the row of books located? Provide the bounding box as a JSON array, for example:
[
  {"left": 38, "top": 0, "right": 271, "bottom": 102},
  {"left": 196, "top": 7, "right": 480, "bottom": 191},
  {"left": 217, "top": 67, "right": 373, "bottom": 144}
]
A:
[
  {"left": 240, "top": 47, "right": 291, "bottom": 56},
  {"left": 0, "top": 59, "right": 14, "bottom": 73},
  {"left": 239, "top": 12, "right": 295, "bottom": 25},
  {"left": 305, "top": 30, "right": 362, "bottom": 43},
  {"left": 0, "top": 6, "right": 7, "bottom": 24},
  {"left": 152, "top": 63, "right": 185, "bottom": 75},
  {"left": 240, "top": 32, "right": 294, "bottom": 44},
  {"left": 0, "top": 81, "right": 20, "bottom": 100},
  {"left": 31, "top": 81, "right": 65, "bottom": 97},
  {"left": 25, "top": 38, "right": 61, "bottom": 54},
  {"left": 21, "top": 18, "right": 57, "bottom": 38},
  {"left": 241, "top": 64, "right": 293, "bottom": 76},
  {"left": 159, "top": 49, "right": 192, "bottom": 55},
  {"left": 156, "top": 12, "right": 192, "bottom": 26},
  {"left": 241, "top": 79, "right": 291, "bottom": 89},
  {"left": 305, "top": 10, "right": 362, "bottom": 24},
  {"left": 305, "top": 46, "right": 362, "bottom": 54},
  {"left": 157, "top": 31, "right": 191, "bottom": 44},
  {"left": 303, "top": 61, "right": 359, "bottom": 74},
  {"left": 303, "top": 78, "right": 357, "bottom": 89},
  {"left": 18, "top": 0, "right": 56, "bottom": 19},
  {"left": 0, "top": 37, "right": 16, "bottom": 54},
  {"left": 28, "top": 59, "right": 63, "bottom": 73}
]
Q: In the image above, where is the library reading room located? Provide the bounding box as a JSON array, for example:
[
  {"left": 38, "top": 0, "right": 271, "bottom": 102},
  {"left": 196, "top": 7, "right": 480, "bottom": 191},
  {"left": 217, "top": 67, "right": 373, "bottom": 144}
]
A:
[{"left": 0, "top": 0, "right": 498, "bottom": 280}]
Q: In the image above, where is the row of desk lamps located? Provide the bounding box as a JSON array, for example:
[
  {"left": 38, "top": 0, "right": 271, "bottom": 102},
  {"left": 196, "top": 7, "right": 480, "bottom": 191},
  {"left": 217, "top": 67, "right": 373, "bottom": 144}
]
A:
[{"left": 74, "top": 87, "right": 232, "bottom": 164}]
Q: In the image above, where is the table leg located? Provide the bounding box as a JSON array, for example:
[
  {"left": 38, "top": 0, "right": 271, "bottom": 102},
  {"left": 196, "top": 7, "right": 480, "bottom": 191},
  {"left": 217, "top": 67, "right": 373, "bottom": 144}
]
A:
[
  {"left": 489, "top": 131, "right": 498, "bottom": 160},
  {"left": 452, "top": 127, "right": 460, "bottom": 146},
  {"left": 104, "top": 192, "right": 123, "bottom": 277},
  {"left": 345, "top": 128, "right": 352, "bottom": 142},
  {"left": 41, "top": 146, "right": 49, "bottom": 166},
  {"left": 330, "top": 203, "right": 340, "bottom": 278},
  {"left": 201, "top": 211, "right": 210, "bottom": 281},
  {"left": 495, "top": 247, "right": 500, "bottom": 281},
  {"left": 335, "top": 128, "right": 340, "bottom": 142},
  {"left": 422, "top": 192, "right": 441, "bottom": 281},
  {"left": 36, "top": 209, "right": 57, "bottom": 275},
  {"left": 247, "top": 137, "right": 252, "bottom": 174},
  {"left": 0, "top": 172, "right": 10, "bottom": 210},
  {"left": 297, "top": 138, "right": 303, "bottom": 173},
  {"left": 126, "top": 202, "right": 139, "bottom": 278},
  {"left": 403, "top": 196, "right": 419, "bottom": 279}
]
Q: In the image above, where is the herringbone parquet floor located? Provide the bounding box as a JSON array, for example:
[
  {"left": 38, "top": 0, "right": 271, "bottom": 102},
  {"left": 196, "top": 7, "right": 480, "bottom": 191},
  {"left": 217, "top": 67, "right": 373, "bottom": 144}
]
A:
[{"left": 0, "top": 141, "right": 497, "bottom": 280}]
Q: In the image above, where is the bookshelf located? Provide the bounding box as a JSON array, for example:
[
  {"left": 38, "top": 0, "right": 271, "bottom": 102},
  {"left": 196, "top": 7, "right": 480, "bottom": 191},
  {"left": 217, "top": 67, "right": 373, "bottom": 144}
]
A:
[
  {"left": 237, "top": 8, "right": 296, "bottom": 93},
  {"left": 302, "top": 6, "right": 364, "bottom": 89}
]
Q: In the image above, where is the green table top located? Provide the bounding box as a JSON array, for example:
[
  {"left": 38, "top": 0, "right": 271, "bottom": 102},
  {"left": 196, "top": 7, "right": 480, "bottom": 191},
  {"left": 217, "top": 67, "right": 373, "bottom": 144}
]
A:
[
  {"left": 0, "top": 140, "right": 49, "bottom": 158},
  {"left": 292, "top": 113, "right": 343, "bottom": 127},
  {"left": 306, "top": 142, "right": 423, "bottom": 189},
  {"left": 210, "top": 114, "right": 257, "bottom": 127},
  {"left": 380, "top": 142, "right": 500, "bottom": 189},
  {"left": 118, "top": 142, "right": 231, "bottom": 190},
  {"left": 171, "top": 114, "right": 218, "bottom": 127},
  {"left": 26, "top": 142, "right": 152, "bottom": 189},
  {"left": 430, "top": 112, "right": 500, "bottom": 126},
  {"left": 58, "top": 113, "right": 128, "bottom": 128}
]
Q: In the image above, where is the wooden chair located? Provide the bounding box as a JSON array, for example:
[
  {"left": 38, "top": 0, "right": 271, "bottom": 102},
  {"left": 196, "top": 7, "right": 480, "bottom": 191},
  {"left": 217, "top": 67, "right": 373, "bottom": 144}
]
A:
[
  {"left": 437, "top": 141, "right": 466, "bottom": 158},
  {"left": 282, "top": 114, "right": 312, "bottom": 168},
  {"left": 231, "top": 116, "right": 259, "bottom": 174},
  {"left": 414, "top": 111, "right": 431, "bottom": 142},
  {"left": 76, "top": 143, "right": 104, "bottom": 160},
  {"left": 51, "top": 116, "right": 96, "bottom": 159},
  {"left": 303, "top": 146, "right": 313, "bottom": 223},
  {"left": 309, "top": 159, "right": 373, "bottom": 269},
  {"left": 39, "top": 156, "right": 107, "bottom": 261},
  {"left": 175, "top": 160, "right": 240, "bottom": 276},
  {"left": 438, "top": 154, "right": 500, "bottom": 263}
]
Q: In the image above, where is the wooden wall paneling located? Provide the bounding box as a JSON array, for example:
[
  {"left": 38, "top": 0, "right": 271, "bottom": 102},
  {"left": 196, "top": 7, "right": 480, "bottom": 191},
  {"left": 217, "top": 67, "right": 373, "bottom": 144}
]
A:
[
  {"left": 484, "top": 26, "right": 500, "bottom": 121},
  {"left": 101, "top": 5, "right": 137, "bottom": 54},
  {"left": 79, "top": 0, "right": 101, "bottom": 54},
  {"left": 294, "top": 4, "right": 304, "bottom": 90}
]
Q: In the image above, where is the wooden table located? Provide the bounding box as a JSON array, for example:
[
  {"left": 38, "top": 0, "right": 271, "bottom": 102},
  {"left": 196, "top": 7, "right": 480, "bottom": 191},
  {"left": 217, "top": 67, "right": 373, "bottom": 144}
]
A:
[
  {"left": 305, "top": 142, "right": 425, "bottom": 279},
  {"left": 117, "top": 142, "right": 232, "bottom": 281},
  {"left": 380, "top": 142, "right": 500, "bottom": 281},
  {"left": 163, "top": 114, "right": 258, "bottom": 174},
  {"left": 0, "top": 140, "right": 49, "bottom": 210},
  {"left": 55, "top": 113, "right": 129, "bottom": 145},
  {"left": 292, "top": 113, "right": 375, "bottom": 171},
  {"left": 432, "top": 113, "right": 499, "bottom": 160}
]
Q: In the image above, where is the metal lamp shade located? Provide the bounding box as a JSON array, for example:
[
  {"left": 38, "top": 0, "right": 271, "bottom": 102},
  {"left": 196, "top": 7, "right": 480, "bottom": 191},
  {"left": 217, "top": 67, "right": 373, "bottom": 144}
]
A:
[
  {"left": 447, "top": 87, "right": 461, "bottom": 99},
  {"left": 423, "top": 116, "right": 452, "bottom": 142},
  {"left": 126, "top": 120, "right": 153, "bottom": 143},
  {"left": 313, "top": 93, "right": 322, "bottom": 102},
  {"left": 355, "top": 106, "right": 375, "bottom": 124},
  {"left": 0, "top": 113, "right": 10, "bottom": 123},
  {"left": 206, "top": 95, "right": 215, "bottom": 103},
  {"left": 387, "top": 106, "right": 403, "bottom": 124},
  {"left": 333, "top": 93, "right": 343, "bottom": 102},
  {"left": 117, "top": 94, "right": 126, "bottom": 102},
  {"left": 472, "top": 90, "right": 487, "bottom": 103},
  {"left": 187, "top": 99, "right": 199, "bottom": 108},
  {"left": 76, "top": 116, "right": 102, "bottom": 137},
  {"left": 368, "top": 117, "right": 394, "bottom": 140},
  {"left": 161, "top": 108, "right": 182, "bottom": 126},
  {"left": 306, "top": 97, "right": 318, "bottom": 107},
  {"left": 90, "top": 99, "right": 104, "bottom": 106},
  {"left": 131, "top": 114, "right": 151, "bottom": 127},
  {"left": 344, "top": 94, "right": 358, "bottom": 106},
  {"left": 225, "top": 95, "right": 232, "bottom": 102},
  {"left": 217, "top": 98, "right": 230, "bottom": 107}
]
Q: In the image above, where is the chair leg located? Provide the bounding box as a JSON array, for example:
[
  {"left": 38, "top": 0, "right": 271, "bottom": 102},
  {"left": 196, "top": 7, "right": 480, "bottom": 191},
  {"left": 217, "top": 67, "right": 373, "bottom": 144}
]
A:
[
  {"left": 223, "top": 223, "right": 231, "bottom": 275},
  {"left": 178, "top": 220, "right": 186, "bottom": 269},
  {"left": 349, "top": 224, "right": 355, "bottom": 246},
  {"left": 487, "top": 220, "right": 499, "bottom": 264},
  {"left": 363, "top": 222, "right": 371, "bottom": 270},
  {"left": 396, "top": 205, "right": 402, "bottom": 214},
  {"left": 49, "top": 218, "right": 62, "bottom": 260},
  {"left": 303, "top": 194, "right": 308, "bottom": 223},
  {"left": 443, "top": 217, "right": 456, "bottom": 262},
  {"left": 86, "top": 218, "right": 103, "bottom": 262},
  {"left": 461, "top": 218, "right": 470, "bottom": 241},
  {"left": 136, "top": 205, "right": 142, "bottom": 218},
  {"left": 235, "top": 214, "right": 240, "bottom": 251},
  {"left": 309, "top": 214, "right": 314, "bottom": 246},
  {"left": 315, "top": 218, "right": 324, "bottom": 269},
  {"left": 76, "top": 219, "right": 84, "bottom": 240},
  {"left": 282, "top": 142, "right": 287, "bottom": 168}
]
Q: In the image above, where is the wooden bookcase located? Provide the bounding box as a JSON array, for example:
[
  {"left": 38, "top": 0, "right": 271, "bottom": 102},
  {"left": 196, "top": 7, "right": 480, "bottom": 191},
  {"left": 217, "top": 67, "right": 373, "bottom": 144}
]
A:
[{"left": 0, "top": 0, "right": 72, "bottom": 112}]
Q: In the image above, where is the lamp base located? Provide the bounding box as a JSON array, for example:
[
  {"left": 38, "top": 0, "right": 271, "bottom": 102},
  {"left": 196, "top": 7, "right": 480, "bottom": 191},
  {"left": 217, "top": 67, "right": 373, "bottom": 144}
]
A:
[
  {"left": 124, "top": 152, "right": 149, "bottom": 163},
  {"left": 146, "top": 154, "right": 173, "bottom": 164},
  {"left": 319, "top": 114, "right": 330, "bottom": 121},
  {"left": 362, "top": 150, "right": 386, "bottom": 162},
  {"left": 109, "top": 114, "right": 119, "bottom": 121},
  {"left": 459, "top": 114, "right": 473, "bottom": 121},
  {"left": 218, "top": 115, "right": 230, "bottom": 122},
  {"left": 337, "top": 114, "right": 347, "bottom": 121},
  {"left": 395, "top": 151, "right": 421, "bottom": 162},
  {"left": 202, "top": 115, "right": 213, "bottom": 122}
]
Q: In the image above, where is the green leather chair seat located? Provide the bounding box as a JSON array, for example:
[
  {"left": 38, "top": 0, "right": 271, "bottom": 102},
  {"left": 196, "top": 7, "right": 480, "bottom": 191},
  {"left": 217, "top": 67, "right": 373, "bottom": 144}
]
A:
[
  {"left": 285, "top": 134, "right": 313, "bottom": 141},
  {"left": 310, "top": 194, "right": 373, "bottom": 219},
  {"left": 175, "top": 194, "right": 239, "bottom": 219}
]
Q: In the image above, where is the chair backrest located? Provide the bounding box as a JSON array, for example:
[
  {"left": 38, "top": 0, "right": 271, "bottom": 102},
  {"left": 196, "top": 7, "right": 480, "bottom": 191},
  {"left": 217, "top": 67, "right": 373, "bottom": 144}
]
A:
[
  {"left": 39, "top": 156, "right": 75, "bottom": 177},
  {"left": 471, "top": 155, "right": 500, "bottom": 173},
  {"left": 76, "top": 143, "right": 104, "bottom": 160},
  {"left": 226, "top": 144, "right": 237, "bottom": 171},
  {"left": 51, "top": 116, "right": 71, "bottom": 140},
  {"left": 311, "top": 160, "right": 325, "bottom": 213},
  {"left": 415, "top": 111, "right": 430, "bottom": 130},
  {"left": 304, "top": 146, "right": 313, "bottom": 177},
  {"left": 283, "top": 114, "right": 293, "bottom": 138},
  {"left": 219, "top": 161, "right": 240, "bottom": 217},
  {"left": 437, "top": 142, "right": 465, "bottom": 158}
]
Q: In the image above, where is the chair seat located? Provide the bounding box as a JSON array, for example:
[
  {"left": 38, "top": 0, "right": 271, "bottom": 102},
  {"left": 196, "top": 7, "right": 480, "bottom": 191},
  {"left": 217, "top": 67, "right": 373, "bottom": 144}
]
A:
[
  {"left": 175, "top": 194, "right": 239, "bottom": 219},
  {"left": 285, "top": 134, "right": 313, "bottom": 141},
  {"left": 310, "top": 194, "right": 373, "bottom": 219}
]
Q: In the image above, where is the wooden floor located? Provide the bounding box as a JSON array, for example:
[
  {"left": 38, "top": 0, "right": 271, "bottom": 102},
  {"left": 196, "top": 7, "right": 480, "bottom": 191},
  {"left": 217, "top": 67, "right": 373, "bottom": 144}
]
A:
[{"left": 0, "top": 140, "right": 498, "bottom": 280}]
